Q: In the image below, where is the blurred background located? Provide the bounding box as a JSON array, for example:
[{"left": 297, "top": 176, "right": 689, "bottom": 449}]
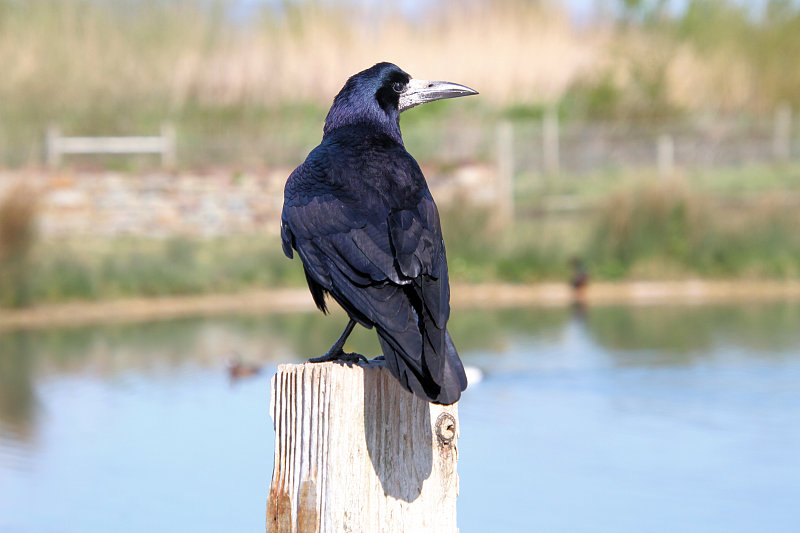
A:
[
  {"left": 1, "top": 1, "right": 800, "bottom": 532},
  {"left": 0, "top": 0, "right": 800, "bottom": 304}
]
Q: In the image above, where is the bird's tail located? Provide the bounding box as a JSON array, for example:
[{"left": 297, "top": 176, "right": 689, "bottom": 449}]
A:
[
  {"left": 436, "top": 330, "right": 467, "bottom": 405},
  {"left": 377, "top": 328, "right": 467, "bottom": 405},
  {"left": 435, "top": 330, "right": 468, "bottom": 405}
]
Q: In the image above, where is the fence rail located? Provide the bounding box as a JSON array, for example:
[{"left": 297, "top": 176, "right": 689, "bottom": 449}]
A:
[{"left": 45, "top": 123, "right": 176, "bottom": 168}]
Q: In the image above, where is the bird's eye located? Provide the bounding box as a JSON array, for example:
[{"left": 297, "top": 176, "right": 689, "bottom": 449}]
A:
[{"left": 392, "top": 81, "right": 405, "bottom": 94}]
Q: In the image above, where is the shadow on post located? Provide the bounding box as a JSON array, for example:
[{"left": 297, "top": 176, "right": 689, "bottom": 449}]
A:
[{"left": 362, "top": 360, "right": 433, "bottom": 502}]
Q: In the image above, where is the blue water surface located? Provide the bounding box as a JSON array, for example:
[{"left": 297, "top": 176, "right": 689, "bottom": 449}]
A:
[{"left": 1, "top": 303, "right": 799, "bottom": 532}]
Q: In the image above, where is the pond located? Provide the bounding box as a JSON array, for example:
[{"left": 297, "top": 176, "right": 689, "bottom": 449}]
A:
[{"left": 1, "top": 302, "right": 799, "bottom": 532}]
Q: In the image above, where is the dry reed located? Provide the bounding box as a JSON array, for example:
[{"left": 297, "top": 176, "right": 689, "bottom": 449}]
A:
[{"left": 0, "top": 0, "right": 773, "bottom": 113}]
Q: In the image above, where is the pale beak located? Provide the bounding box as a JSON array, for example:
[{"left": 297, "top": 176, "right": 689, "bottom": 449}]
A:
[{"left": 398, "top": 78, "right": 478, "bottom": 112}]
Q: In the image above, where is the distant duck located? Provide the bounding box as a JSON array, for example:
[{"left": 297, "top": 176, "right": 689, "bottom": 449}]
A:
[
  {"left": 570, "top": 257, "right": 589, "bottom": 303},
  {"left": 226, "top": 354, "right": 262, "bottom": 379}
]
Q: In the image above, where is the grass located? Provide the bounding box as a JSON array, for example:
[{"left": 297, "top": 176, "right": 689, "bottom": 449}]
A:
[
  {"left": 441, "top": 176, "right": 800, "bottom": 284},
  {"left": 0, "top": 161, "right": 797, "bottom": 309},
  {"left": 1, "top": 176, "right": 799, "bottom": 309},
  {"left": 23, "top": 236, "right": 306, "bottom": 305}
]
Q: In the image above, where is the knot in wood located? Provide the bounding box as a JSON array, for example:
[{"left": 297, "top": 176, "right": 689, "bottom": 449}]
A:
[{"left": 435, "top": 412, "right": 456, "bottom": 446}]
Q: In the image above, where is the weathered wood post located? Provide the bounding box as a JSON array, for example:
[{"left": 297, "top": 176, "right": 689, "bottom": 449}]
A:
[
  {"left": 161, "top": 122, "right": 176, "bottom": 168},
  {"left": 267, "top": 361, "right": 459, "bottom": 533},
  {"left": 657, "top": 134, "right": 675, "bottom": 179},
  {"left": 543, "top": 106, "right": 560, "bottom": 176},
  {"left": 773, "top": 103, "right": 792, "bottom": 162},
  {"left": 496, "top": 120, "right": 514, "bottom": 227},
  {"left": 46, "top": 124, "right": 61, "bottom": 168}
]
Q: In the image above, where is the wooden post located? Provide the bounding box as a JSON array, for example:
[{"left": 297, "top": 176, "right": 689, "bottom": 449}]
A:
[
  {"left": 267, "top": 361, "right": 459, "bottom": 533},
  {"left": 496, "top": 121, "right": 514, "bottom": 226},
  {"left": 46, "top": 124, "right": 61, "bottom": 168},
  {"left": 657, "top": 134, "right": 674, "bottom": 179},
  {"left": 543, "top": 106, "right": 560, "bottom": 176},
  {"left": 161, "top": 122, "right": 176, "bottom": 168},
  {"left": 774, "top": 103, "right": 791, "bottom": 162}
]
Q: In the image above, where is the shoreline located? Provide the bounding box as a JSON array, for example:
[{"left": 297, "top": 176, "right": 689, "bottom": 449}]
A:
[{"left": 2, "top": 280, "right": 800, "bottom": 332}]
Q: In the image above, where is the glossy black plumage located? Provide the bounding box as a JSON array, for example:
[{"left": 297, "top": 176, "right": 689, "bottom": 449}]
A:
[{"left": 280, "top": 62, "right": 473, "bottom": 404}]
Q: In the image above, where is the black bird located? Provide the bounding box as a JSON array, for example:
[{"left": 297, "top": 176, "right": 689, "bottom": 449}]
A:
[{"left": 280, "top": 62, "right": 477, "bottom": 405}]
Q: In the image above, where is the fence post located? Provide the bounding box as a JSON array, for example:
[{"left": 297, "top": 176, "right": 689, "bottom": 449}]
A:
[
  {"left": 774, "top": 103, "right": 792, "bottom": 162},
  {"left": 46, "top": 124, "right": 61, "bottom": 168},
  {"left": 267, "top": 361, "right": 459, "bottom": 533},
  {"left": 161, "top": 122, "right": 176, "bottom": 168},
  {"left": 657, "top": 134, "right": 675, "bottom": 179},
  {"left": 543, "top": 106, "right": 560, "bottom": 176},
  {"left": 496, "top": 121, "right": 514, "bottom": 225}
]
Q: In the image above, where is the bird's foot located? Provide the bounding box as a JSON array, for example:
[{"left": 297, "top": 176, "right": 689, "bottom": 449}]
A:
[{"left": 308, "top": 350, "right": 368, "bottom": 367}]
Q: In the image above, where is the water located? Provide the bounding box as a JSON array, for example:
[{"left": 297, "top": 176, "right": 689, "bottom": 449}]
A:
[{"left": 1, "top": 303, "right": 799, "bottom": 532}]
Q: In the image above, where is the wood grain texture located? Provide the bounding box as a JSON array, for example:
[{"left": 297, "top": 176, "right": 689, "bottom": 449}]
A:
[{"left": 267, "top": 361, "right": 459, "bottom": 533}]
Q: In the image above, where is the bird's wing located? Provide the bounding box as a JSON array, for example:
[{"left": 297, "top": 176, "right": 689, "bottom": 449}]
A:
[
  {"left": 282, "top": 156, "right": 398, "bottom": 297},
  {"left": 282, "top": 154, "right": 446, "bottom": 290},
  {"left": 283, "top": 196, "right": 400, "bottom": 289},
  {"left": 387, "top": 195, "right": 449, "bottom": 329}
]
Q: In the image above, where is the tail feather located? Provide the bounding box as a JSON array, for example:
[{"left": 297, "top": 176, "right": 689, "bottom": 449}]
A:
[
  {"left": 377, "top": 327, "right": 466, "bottom": 405},
  {"left": 437, "top": 330, "right": 467, "bottom": 405}
]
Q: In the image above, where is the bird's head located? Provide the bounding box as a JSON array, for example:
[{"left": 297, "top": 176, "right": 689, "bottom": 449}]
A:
[{"left": 323, "top": 62, "right": 477, "bottom": 142}]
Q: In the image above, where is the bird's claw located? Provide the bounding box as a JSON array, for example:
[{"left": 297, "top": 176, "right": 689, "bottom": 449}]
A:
[{"left": 308, "top": 351, "right": 368, "bottom": 367}]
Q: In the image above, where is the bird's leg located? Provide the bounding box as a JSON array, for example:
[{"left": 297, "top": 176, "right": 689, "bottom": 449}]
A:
[
  {"left": 320, "top": 318, "right": 356, "bottom": 358},
  {"left": 308, "top": 319, "right": 367, "bottom": 365}
]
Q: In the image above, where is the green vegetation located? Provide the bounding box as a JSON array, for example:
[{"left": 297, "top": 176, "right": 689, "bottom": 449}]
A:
[
  {"left": 20, "top": 236, "right": 305, "bottom": 305},
  {"left": 446, "top": 177, "right": 800, "bottom": 284},
  {"left": 1, "top": 168, "right": 797, "bottom": 309},
  {"left": 584, "top": 181, "right": 800, "bottom": 279}
]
